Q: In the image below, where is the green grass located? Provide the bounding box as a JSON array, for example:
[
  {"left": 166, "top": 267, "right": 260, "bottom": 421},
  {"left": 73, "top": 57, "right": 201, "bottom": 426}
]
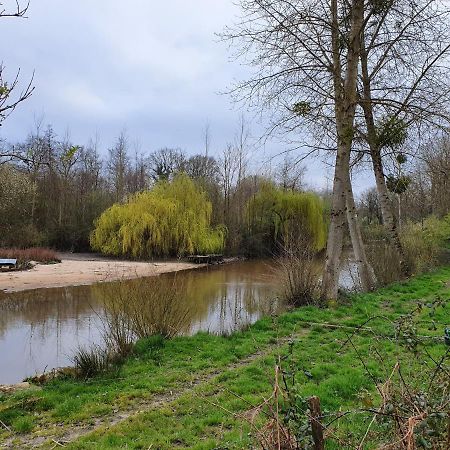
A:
[{"left": 1, "top": 266, "right": 449, "bottom": 449}]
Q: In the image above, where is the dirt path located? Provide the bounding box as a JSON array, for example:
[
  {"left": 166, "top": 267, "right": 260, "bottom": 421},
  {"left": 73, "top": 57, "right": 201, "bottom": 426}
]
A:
[
  {"left": 0, "top": 332, "right": 307, "bottom": 449},
  {"left": 0, "top": 253, "right": 206, "bottom": 293}
]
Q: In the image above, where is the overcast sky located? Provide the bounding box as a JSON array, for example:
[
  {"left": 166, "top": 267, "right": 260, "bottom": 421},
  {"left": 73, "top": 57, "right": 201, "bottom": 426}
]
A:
[{"left": 0, "top": 0, "right": 374, "bottom": 192}]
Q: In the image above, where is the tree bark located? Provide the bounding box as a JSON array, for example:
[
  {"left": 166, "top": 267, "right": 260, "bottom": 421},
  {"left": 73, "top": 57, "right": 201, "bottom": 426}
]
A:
[{"left": 322, "top": 143, "right": 348, "bottom": 300}]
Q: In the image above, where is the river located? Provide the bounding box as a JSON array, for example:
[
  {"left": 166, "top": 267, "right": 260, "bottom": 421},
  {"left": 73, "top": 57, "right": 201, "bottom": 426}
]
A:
[
  {"left": 0, "top": 260, "right": 279, "bottom": 384},
  {"left": 0, "top": 258, "right": 358, "bottom": 385}
]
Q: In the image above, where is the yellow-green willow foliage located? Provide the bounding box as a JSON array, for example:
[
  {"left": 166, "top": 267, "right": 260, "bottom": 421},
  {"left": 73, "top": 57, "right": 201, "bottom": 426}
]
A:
[
  {"left": 90, "top": 174, "right": 225, "bottom": 258},
  {"left": 247, "top": 183, "right": 327, "bottom": 253}
]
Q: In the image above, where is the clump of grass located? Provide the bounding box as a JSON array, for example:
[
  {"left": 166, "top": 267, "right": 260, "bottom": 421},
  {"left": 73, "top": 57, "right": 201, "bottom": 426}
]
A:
[
  {"left": 275, "top": 242, "right": 321, "bottom": 307},
  {"left": 134, "top": 335, "right": 166, "bottom": 364},
  {"left": 0, "top": 247, "right": 60, "bottom": 268},
  {"left": 12, "top": 416, "right": 34, "bottom": 433},
  {"left": 72, "top": 345, "right": 117, "bottom": 379}
]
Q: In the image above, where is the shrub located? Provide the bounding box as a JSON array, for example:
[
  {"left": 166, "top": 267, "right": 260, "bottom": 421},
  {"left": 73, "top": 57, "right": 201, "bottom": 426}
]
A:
[
  {"left": 0, "top": 247, "right": 60, "bottom": 268},
  {"left": 365, "top": 214, "right": 450, "bottom": 284},
  {"left": 401, "top": 214, "right": 450, "bottom": 274},
  {"left": 95, "top": 274, "right": 190, "bottom": 346},
  {"left": 71, "top": 275, "right": 190, "bottom": 379},
  {"left": 366, "top": 241, "right": 402, "bottom": 285},
  {"left": 275, "top": 241, "right": 321, "bottom": 307}
]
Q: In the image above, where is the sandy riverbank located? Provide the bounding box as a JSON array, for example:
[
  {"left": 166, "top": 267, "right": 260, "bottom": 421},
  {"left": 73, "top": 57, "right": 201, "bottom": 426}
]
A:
[{"left": 0, "top": 253, "right": 206, "bottom": 293}]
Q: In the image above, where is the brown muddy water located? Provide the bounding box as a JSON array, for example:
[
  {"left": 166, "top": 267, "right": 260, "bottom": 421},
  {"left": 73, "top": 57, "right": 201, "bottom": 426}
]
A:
[
  {"left": 0, "top": 259, "right": 357, "bottom": 385},
  {"left": 0, "top": 260, "right": 280, "bottom": 384}
]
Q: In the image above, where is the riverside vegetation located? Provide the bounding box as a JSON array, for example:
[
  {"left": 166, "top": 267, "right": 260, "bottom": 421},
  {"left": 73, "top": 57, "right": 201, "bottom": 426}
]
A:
[
  {"left": 0, "top": 185, "right": 449, "bottom": 448},
  {"left": 1, "top": 211, "right": 449, "bottom": 447},
  {"left": 0, "top": 265, "right": 449, "bottom": 448}
]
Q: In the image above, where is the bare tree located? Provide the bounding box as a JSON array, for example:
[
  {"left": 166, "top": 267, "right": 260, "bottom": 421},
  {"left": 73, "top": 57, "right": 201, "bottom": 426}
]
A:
[
  {"left": 422, "top": 135, "right": 450, "bottom": 217},
  {"left": 276, "top": 154, "right": 306, "bottom": 191},
  {"left": 0, "top": 1, "right": 34, "bottom": 124},
  {"left": 219, "top": 144, "right": 239, "bottom": 225},
  {"left": 147, "top": 148, "right": 186, "bottom": 182},
  {"left": 224, "top": 0, "right": 376, "bottom": 298},
  {"left": 108, "top": 131, "right": 130, "bottom": 202},
  {"left": 356, "top": 0, "right": 450, "bottom": 274},
  {"left": 358, "top": 187, "right": 382, "bottom": 225},
  {"left": 185, "top": 154, "right": 219, "bottom": 181},
  {"left": 225, "top": 0, "right": 450, "bottom": 297}
]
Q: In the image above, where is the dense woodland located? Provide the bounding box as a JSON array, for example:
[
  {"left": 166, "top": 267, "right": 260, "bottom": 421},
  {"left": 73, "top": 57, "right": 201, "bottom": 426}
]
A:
[
  {"left": 0, "top": 122, "right": 448, "bottom": 260},
  {"left": 0, "top": 121, "right": 324, "bottom": 254}
]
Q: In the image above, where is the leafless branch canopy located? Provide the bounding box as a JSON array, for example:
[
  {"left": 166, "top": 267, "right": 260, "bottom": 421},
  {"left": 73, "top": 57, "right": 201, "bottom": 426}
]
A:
[
  {"left": 0, "top": 1, "right": 34, "bottom": 124},
  {"left": 222, "top": 0, "right": 450, "bottom": 168}
]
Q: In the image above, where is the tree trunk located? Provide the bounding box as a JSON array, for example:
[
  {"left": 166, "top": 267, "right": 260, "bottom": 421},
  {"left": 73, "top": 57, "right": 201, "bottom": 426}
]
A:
[
  {"left": 322, "top": 145, "right": 348, "bottom": 300},
  {"left": 359, "top": 43, "right": 410, "bottom": 275},
  {"left": 322, "top": 0, "right": 364, "bottom": 300},
  {"left": 345, "top": 173, "right": 377, "bottom": 291}
]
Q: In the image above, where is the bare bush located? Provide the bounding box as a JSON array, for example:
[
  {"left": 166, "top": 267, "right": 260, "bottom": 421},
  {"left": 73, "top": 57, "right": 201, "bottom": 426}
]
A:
[
  {"left": 276, "top": 242, "right": 321, "bottom": 307},
  {"left": 364, "top": 215, "right": 450, "bottom": 285},
  {"left": 366, "top": 241, "right": 402, "bottom": 286},
  {"left": 96, "top": 275, "right": 190, "bottom": 353},
  {"left": 400, "top": 217, "right": 448, "bottom": 274}
]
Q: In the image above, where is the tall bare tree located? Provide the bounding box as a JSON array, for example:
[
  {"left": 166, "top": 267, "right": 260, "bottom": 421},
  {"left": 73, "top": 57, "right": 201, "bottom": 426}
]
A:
[
  {"left": 224, "top": 0, "right": 376, "bottom": 298},
  {"left": 357, "top": 0, "right": 450, "bottom": 274},
  {"left": 147, "top": 148, "right": 186, "bottom": 182},
  {"left": 108, "top": 131, "right": 130, "bottom": 202}
]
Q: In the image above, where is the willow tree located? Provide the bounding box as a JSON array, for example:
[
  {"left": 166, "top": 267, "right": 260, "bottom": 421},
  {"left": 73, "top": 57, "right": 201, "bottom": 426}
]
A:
[
  {"left": 90, "top": 173, "right": 225, "bottom": 258},
  {"left": 246, "top": 183, "right": 327, "bottom": 254}
]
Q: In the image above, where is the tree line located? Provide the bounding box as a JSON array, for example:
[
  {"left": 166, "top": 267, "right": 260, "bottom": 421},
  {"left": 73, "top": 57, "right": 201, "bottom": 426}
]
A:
[{"left": 0, "top": 119, "right": 327, "bottom": 254}]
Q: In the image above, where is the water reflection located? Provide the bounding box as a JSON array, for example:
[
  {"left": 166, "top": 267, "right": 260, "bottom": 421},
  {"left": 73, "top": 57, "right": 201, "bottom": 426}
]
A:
[{"left": 0, "top": 261, "right": 279, "bottom": 384}]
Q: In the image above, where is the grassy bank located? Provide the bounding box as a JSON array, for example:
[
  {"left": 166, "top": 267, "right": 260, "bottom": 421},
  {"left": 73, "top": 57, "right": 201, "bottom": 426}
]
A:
[{"left": 1, "top": 266, "right": 449, "bottom": 448}]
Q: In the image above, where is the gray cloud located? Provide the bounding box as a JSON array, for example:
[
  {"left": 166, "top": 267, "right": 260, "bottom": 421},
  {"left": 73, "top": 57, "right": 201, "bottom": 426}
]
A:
[{"left": 0, "top": 0, "right": 374, "bottom": 193}]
